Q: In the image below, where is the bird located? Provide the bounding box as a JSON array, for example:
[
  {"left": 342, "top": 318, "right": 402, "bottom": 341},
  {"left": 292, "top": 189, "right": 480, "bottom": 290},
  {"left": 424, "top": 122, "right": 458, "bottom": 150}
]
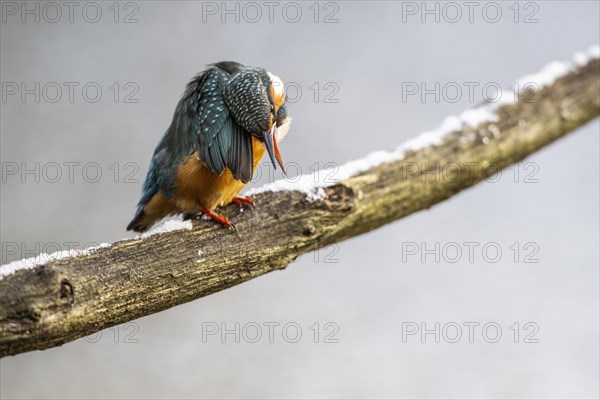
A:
[{"left": 127, "top": 61, "right": 291, "bottom": 232}]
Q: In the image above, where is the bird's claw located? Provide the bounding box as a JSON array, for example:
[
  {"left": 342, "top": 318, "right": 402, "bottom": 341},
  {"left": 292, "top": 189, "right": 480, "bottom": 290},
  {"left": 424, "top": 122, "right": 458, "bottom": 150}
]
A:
[
  {"left": 198, "top": 204, "right": 236, "bottom": 231},
  {"left": 226, "top": 220, "right": 237, "bottom": 232},
  {"left": 232, "top": 196, "right": 255, "bottom": 208}
]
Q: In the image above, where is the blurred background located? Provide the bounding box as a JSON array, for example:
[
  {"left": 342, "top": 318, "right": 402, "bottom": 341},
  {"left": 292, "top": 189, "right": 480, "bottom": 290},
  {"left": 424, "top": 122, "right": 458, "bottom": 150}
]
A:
[{"left": 1, "top": 1, "right": 598, "bottom": 398}]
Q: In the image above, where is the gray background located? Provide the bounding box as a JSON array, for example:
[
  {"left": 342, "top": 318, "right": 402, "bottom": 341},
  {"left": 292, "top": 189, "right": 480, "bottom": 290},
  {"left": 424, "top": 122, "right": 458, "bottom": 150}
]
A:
[{"left": 1, "top": 1, "right": 599, "bottom": 398}]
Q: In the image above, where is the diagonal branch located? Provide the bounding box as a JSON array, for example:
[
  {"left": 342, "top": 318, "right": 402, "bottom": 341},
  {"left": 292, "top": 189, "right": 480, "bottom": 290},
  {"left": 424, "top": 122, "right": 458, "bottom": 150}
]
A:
[{"left": 1, "top": 48, "right": 599, "bottom": 358}]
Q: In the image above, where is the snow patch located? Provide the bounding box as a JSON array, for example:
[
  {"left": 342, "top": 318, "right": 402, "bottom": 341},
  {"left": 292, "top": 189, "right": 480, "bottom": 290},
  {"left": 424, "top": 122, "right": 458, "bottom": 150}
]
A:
[
  {"left": 138, "top": 216, "right": 192, "bottom": 239},
  {"left": 516, "top": 61, "right": 571, "bottom": 91},
  {"left": 573, "top": 44, "right": 599, "bottom": 66},
  {"left": 247, "top": 104, "right": 499, "bottom": 197},
  {"left": 516, "top": 44, "right": 598, "bottom": 92},
  {"left": 307, "top": 187, "right": 326, "bottom": 202},
  {"left": 0, "top": 217, "right": 192, "bottom": 280},
  {"left": 0, "top": 243, "right": 111, "bottom": 280}
]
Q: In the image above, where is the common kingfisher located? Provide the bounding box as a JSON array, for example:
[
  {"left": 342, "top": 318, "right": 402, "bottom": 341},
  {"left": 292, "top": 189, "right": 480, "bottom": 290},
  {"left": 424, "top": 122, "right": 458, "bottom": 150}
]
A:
[{"left": 127, "top": 61, "right": 291, "bottom": 232}]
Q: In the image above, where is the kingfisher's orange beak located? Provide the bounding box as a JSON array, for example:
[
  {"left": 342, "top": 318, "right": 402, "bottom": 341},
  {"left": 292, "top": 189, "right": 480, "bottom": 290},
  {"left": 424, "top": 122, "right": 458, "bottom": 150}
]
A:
[{"left": 263, "top": 125, "right": 285, "bottom": 174}]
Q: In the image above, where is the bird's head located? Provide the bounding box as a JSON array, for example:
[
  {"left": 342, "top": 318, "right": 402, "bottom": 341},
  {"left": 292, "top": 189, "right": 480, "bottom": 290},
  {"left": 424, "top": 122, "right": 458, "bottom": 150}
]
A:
[{"left": 224, "top": 67, "right": 289, "bottom": 172}]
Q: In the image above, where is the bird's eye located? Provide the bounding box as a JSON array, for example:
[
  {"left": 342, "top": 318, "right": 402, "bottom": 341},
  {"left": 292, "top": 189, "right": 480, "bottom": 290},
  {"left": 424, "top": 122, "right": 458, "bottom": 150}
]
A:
[{"left": 270, "top": 104, "right": 274, "bottom": 112}]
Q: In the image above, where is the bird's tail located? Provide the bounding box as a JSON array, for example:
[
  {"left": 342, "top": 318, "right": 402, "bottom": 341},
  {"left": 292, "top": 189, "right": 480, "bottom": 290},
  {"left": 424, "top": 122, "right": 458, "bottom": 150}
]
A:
[
  {"left": 127, "top": 208, "right": 151, "bottom": 232},
  {"left": 127, "top": 192, "right": 176, "bottom": 232}
]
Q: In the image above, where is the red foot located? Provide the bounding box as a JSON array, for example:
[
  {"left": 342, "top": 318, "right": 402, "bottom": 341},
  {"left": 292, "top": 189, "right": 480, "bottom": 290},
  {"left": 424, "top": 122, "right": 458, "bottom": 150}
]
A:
[
  {"left": 198, "top": 204, "right": 235, "bottom": 230},
  {"left": 232, "top": 196, "right": 255, "bottom": 206}
]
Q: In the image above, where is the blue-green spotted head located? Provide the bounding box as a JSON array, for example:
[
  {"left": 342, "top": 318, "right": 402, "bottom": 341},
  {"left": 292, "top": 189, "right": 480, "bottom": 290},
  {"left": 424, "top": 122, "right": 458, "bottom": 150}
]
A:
[{"left": 224, "top": 67, "right": 290, "bottom": 171}]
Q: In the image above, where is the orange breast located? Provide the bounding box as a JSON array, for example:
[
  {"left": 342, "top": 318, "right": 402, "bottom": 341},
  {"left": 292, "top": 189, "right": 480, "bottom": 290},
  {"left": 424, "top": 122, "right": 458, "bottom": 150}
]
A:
[{"left": 173, "top": 137, "right": 265, "bottom": 212}]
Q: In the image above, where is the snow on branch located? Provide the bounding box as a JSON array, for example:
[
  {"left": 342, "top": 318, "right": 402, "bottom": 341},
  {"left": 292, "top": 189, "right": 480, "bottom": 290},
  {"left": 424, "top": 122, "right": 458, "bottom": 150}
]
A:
[{"left": 1, "top": 46, "right": 599, "bottom": 358}]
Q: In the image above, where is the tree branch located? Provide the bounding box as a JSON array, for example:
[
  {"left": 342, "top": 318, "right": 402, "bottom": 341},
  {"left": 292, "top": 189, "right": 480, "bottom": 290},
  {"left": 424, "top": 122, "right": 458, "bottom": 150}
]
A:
[{"left": 1, "top": 52, "right": 599, "bottom": 358}]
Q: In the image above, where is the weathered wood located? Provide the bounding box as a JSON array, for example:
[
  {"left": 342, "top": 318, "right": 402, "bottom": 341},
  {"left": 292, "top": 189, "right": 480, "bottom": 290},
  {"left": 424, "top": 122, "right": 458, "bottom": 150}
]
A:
[{"left": 1, "top": 58, "right": 599, "bottom": 358}]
